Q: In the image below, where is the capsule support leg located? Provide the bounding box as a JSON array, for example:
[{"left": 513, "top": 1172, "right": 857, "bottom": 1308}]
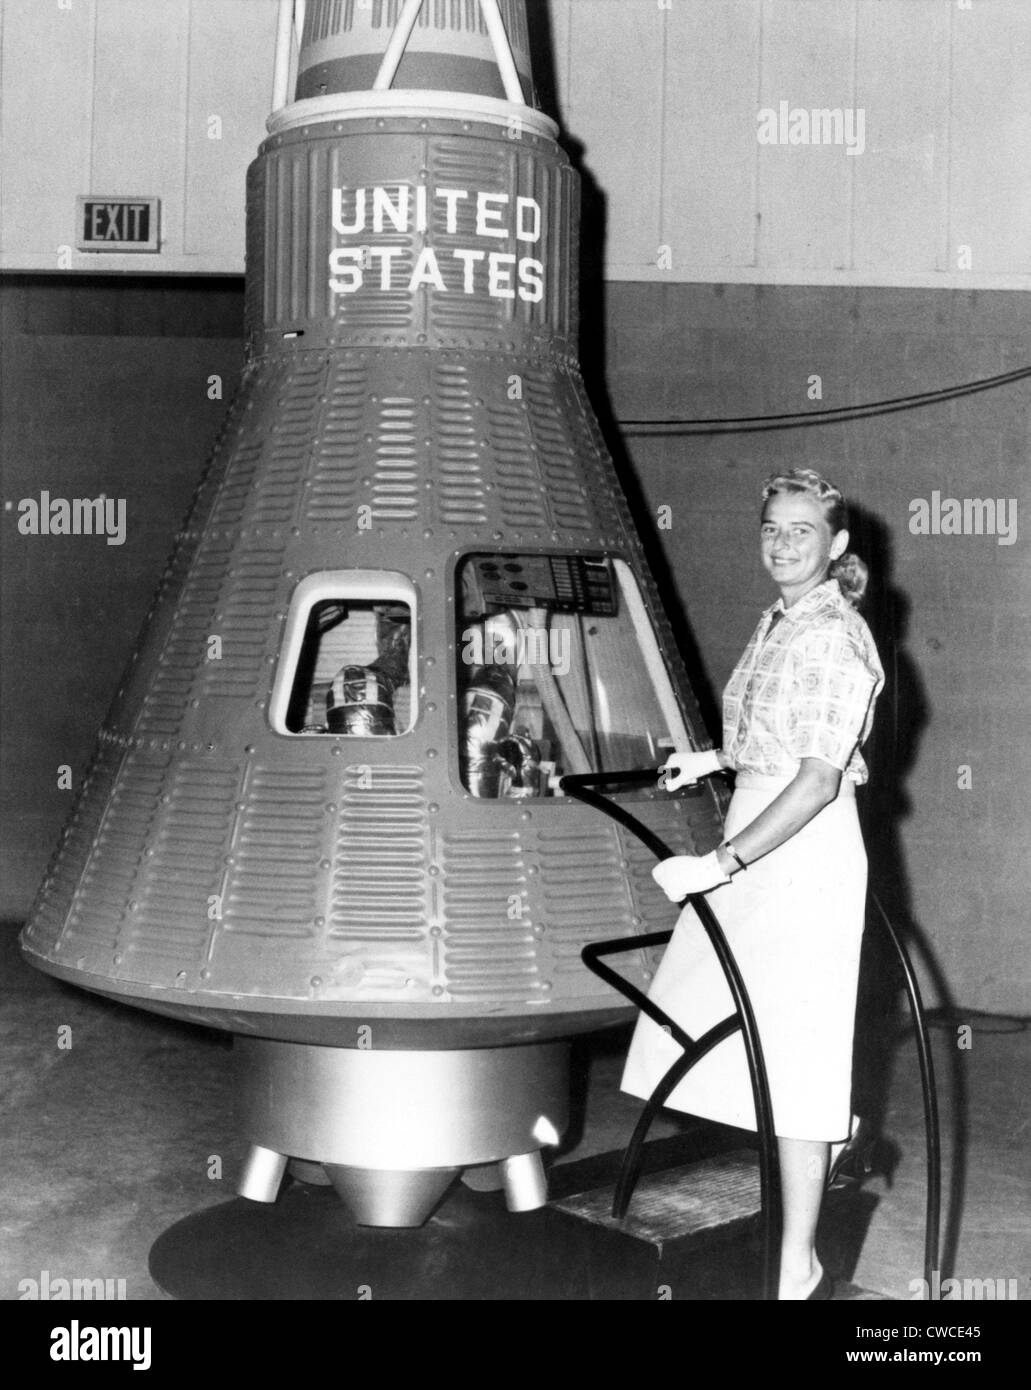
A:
[
  {"left": 238, "top": 1144, "right": 288, "bottom": 1203},
  {"left": 499, "top": 1149, "right": 548, "bottom": 1212}
]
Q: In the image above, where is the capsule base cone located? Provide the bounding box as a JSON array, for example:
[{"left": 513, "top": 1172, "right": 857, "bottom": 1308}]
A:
[{"left": 322, "top": 1164, "right": 459, "bottom": 1227}]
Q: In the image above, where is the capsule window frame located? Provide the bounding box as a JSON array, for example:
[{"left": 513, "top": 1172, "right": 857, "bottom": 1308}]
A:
[
  {"left": 449, "top": 548, "right": 693, "bottom": 799},
  {"left": 268, "top": 569, "right": 418, "bottom": 737},
  {"left": 610, "top": 557, "right": 692, "bottom": 755}
]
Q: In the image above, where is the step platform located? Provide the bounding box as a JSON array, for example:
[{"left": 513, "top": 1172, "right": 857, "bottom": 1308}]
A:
[
  {"left": 554, "top": 1148, "right": 762, "bottom": 1246},
  {"left": 551, "top": 1147, "right": 889, "bottom": 1300}
]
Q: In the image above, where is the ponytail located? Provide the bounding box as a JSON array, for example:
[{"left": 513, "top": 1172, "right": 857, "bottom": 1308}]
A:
[{"left": 830, "top": 551, "right": 868, "bottom": 607}]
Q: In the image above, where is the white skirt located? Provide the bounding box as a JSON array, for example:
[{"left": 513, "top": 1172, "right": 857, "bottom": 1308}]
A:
[{"left": 620, "top": 774, "right": 867, "bottom": 1143}]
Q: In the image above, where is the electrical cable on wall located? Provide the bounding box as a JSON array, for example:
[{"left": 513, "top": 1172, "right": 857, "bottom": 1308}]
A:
[{"left": 619, "top": 363, "right": 1031, "bottom": 436}]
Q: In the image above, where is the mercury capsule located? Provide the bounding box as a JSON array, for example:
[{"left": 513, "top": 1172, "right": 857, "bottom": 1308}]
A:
[{"left": 21, "top": 0, "right": 723, "bottom": 1227}]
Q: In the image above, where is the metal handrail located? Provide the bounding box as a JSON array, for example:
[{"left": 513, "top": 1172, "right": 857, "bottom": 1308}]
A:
[
  {"left": 561, "top": 768, "right": 780, "bottom": 1302},
  {"left": 869, "top": 891, "right": 941, "bottom": 1289},
  {"left": 562, "top": 767, "right": 943, "bottom": 1300}
]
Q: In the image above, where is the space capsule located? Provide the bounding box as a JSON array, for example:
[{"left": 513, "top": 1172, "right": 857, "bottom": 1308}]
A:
[{"left": 21, "top": 0, "right": 723, "bottom": 1227}]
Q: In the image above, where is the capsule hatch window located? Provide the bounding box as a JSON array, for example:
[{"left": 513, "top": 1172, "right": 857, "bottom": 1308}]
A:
[
  {"left": 455, "top": 553, "right": 691, "bottom": 798},
  {"left": 270, "top": 572, "right": 416, "bottom": 736}
]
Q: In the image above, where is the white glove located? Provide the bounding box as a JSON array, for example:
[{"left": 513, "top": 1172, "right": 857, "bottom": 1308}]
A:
[
  {"left": 658, "top": 749, "right": 723, "bottom": 791},
  {"left": 652, "top": 850, "right": 729, "bottom": 902}
]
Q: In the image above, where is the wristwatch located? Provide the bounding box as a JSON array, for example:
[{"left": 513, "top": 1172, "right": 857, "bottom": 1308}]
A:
[{"left": 720, "top": 840, "right": 748, "bottom": 872}]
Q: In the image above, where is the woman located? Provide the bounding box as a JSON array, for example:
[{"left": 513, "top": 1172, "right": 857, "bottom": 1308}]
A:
[{"left": 621, "top": 467, "right": 884, "bottom": 1301}]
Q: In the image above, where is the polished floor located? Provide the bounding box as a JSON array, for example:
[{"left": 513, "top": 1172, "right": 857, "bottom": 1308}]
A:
[{"left": 2, "top": 926, "right": 1027, "bottom": 1301}]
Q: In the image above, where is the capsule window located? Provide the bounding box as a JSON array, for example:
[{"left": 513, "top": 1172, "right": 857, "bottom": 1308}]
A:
[
  {"left": 455, "top": 553, "right": 691, "bottom": 798},
  {"left": 269, "top": 572, "right": 416, "bottom": 736}
]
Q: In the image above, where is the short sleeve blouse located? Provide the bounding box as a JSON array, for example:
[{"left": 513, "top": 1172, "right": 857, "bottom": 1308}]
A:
[{"left": 722, "top": 579, "right": 884, "bottom": 783}]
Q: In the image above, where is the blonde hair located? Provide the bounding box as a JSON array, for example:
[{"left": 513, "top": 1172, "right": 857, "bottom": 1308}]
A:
[{"left": 761, "top": 468, "right": 869, "bottom": 606}]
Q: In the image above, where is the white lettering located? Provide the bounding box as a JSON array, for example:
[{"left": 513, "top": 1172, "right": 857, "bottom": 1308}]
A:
[
  {"left": 366, "top": 246, "right": 403, "bottom": 289},
  {"left": 476, "top": 192, "right": 509, "bottom": 237},
  {"left": 436, "top": 187, "right": 469, "bottom": 234},
  {"left": 326, "top": 185, "right": 547, "bottom": 301},
  {"left": 453, "top": 248, "right": 485, "bottom": 294},
  {"left": 515, "top": 196, "right": 542, "bottom": 243},
  {"left": 407, "top": 247, "right": 447, "bottom": 294},
  {"left": 50, "top": 1320, "right": 150, "bottom": 1370},
  {"left": 518, "top": 258, "right": 544, "bottom": 302},
  {"left": 331, "top": 187, "right": 366, "bottom": 235},
  {"left": 488, "top": 252, "right": 516, "bottom": 299},
  {"left": 329, "top": 247, "right": 364, "bottom": 294},
  {"left": 372, "top": 184, "right": 408, "bottom": 233}
]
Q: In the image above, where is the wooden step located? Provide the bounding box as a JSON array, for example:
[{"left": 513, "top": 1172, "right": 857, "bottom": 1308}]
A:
[
  {"left": 553, "top": 1149, "right": 761, "bottom": 1245},
  {"left": 552, "top": 1146, "right": 893, "bottom": 1299}
]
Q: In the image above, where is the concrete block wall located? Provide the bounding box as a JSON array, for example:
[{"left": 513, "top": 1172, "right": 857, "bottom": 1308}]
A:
[{"left": 0, "top": 278, "right": 245, "bottom": 913}]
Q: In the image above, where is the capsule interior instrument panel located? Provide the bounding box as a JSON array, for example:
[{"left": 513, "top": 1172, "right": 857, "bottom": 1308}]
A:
[{"left": 20, "top": 0, "right": 725, "bottom": 1228}]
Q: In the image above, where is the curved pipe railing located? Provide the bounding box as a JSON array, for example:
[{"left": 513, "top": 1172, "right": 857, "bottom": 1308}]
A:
[
  {"left": 562, "top": 768, "right": 943, "bottom": 1300},
  {"left": 869, "top": 891, "right": 941, "bottom": 1288},
  {"left": 561, "top": 768, "right": 780, "bottom": 1302}
]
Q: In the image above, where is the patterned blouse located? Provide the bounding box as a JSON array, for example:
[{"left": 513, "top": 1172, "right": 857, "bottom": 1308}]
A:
[{"left": 723, "top": 579, "right": 884, "bottom": 784}]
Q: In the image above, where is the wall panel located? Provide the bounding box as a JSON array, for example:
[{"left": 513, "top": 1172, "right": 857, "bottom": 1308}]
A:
[
  {"left": 0, "top": 0, "right": 278, "bottom": 274},
  {"left": 662, "top": 0, "right": 762, "bottom": 270},
  {"left": 1, "top": 1, "right": 1029, "bottom": 286},
  {"left": 852, "top": 0, "right": 950, "bottom": 275},
  {"left": 562, "top": 0, "right": 666, "bottom": 271},
  {"left": 755, "top": 0, "right": 856, "bottom": 272},
  {"left": 1, "top": 0, "right": 97, "bottom": 267},
  {"left": 948, "top": 0, "right": 1031, "bottom": 276},
  {"left": 184, "top": 3, "right": 278, "bottom": 257},
  {"left": 89, "top": 0, "right": 190, "bottom": 257}
]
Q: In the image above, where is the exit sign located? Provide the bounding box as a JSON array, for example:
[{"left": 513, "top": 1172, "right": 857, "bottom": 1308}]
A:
[{"left": 76, "top": 196, "right": 160, "bottom": 252}]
